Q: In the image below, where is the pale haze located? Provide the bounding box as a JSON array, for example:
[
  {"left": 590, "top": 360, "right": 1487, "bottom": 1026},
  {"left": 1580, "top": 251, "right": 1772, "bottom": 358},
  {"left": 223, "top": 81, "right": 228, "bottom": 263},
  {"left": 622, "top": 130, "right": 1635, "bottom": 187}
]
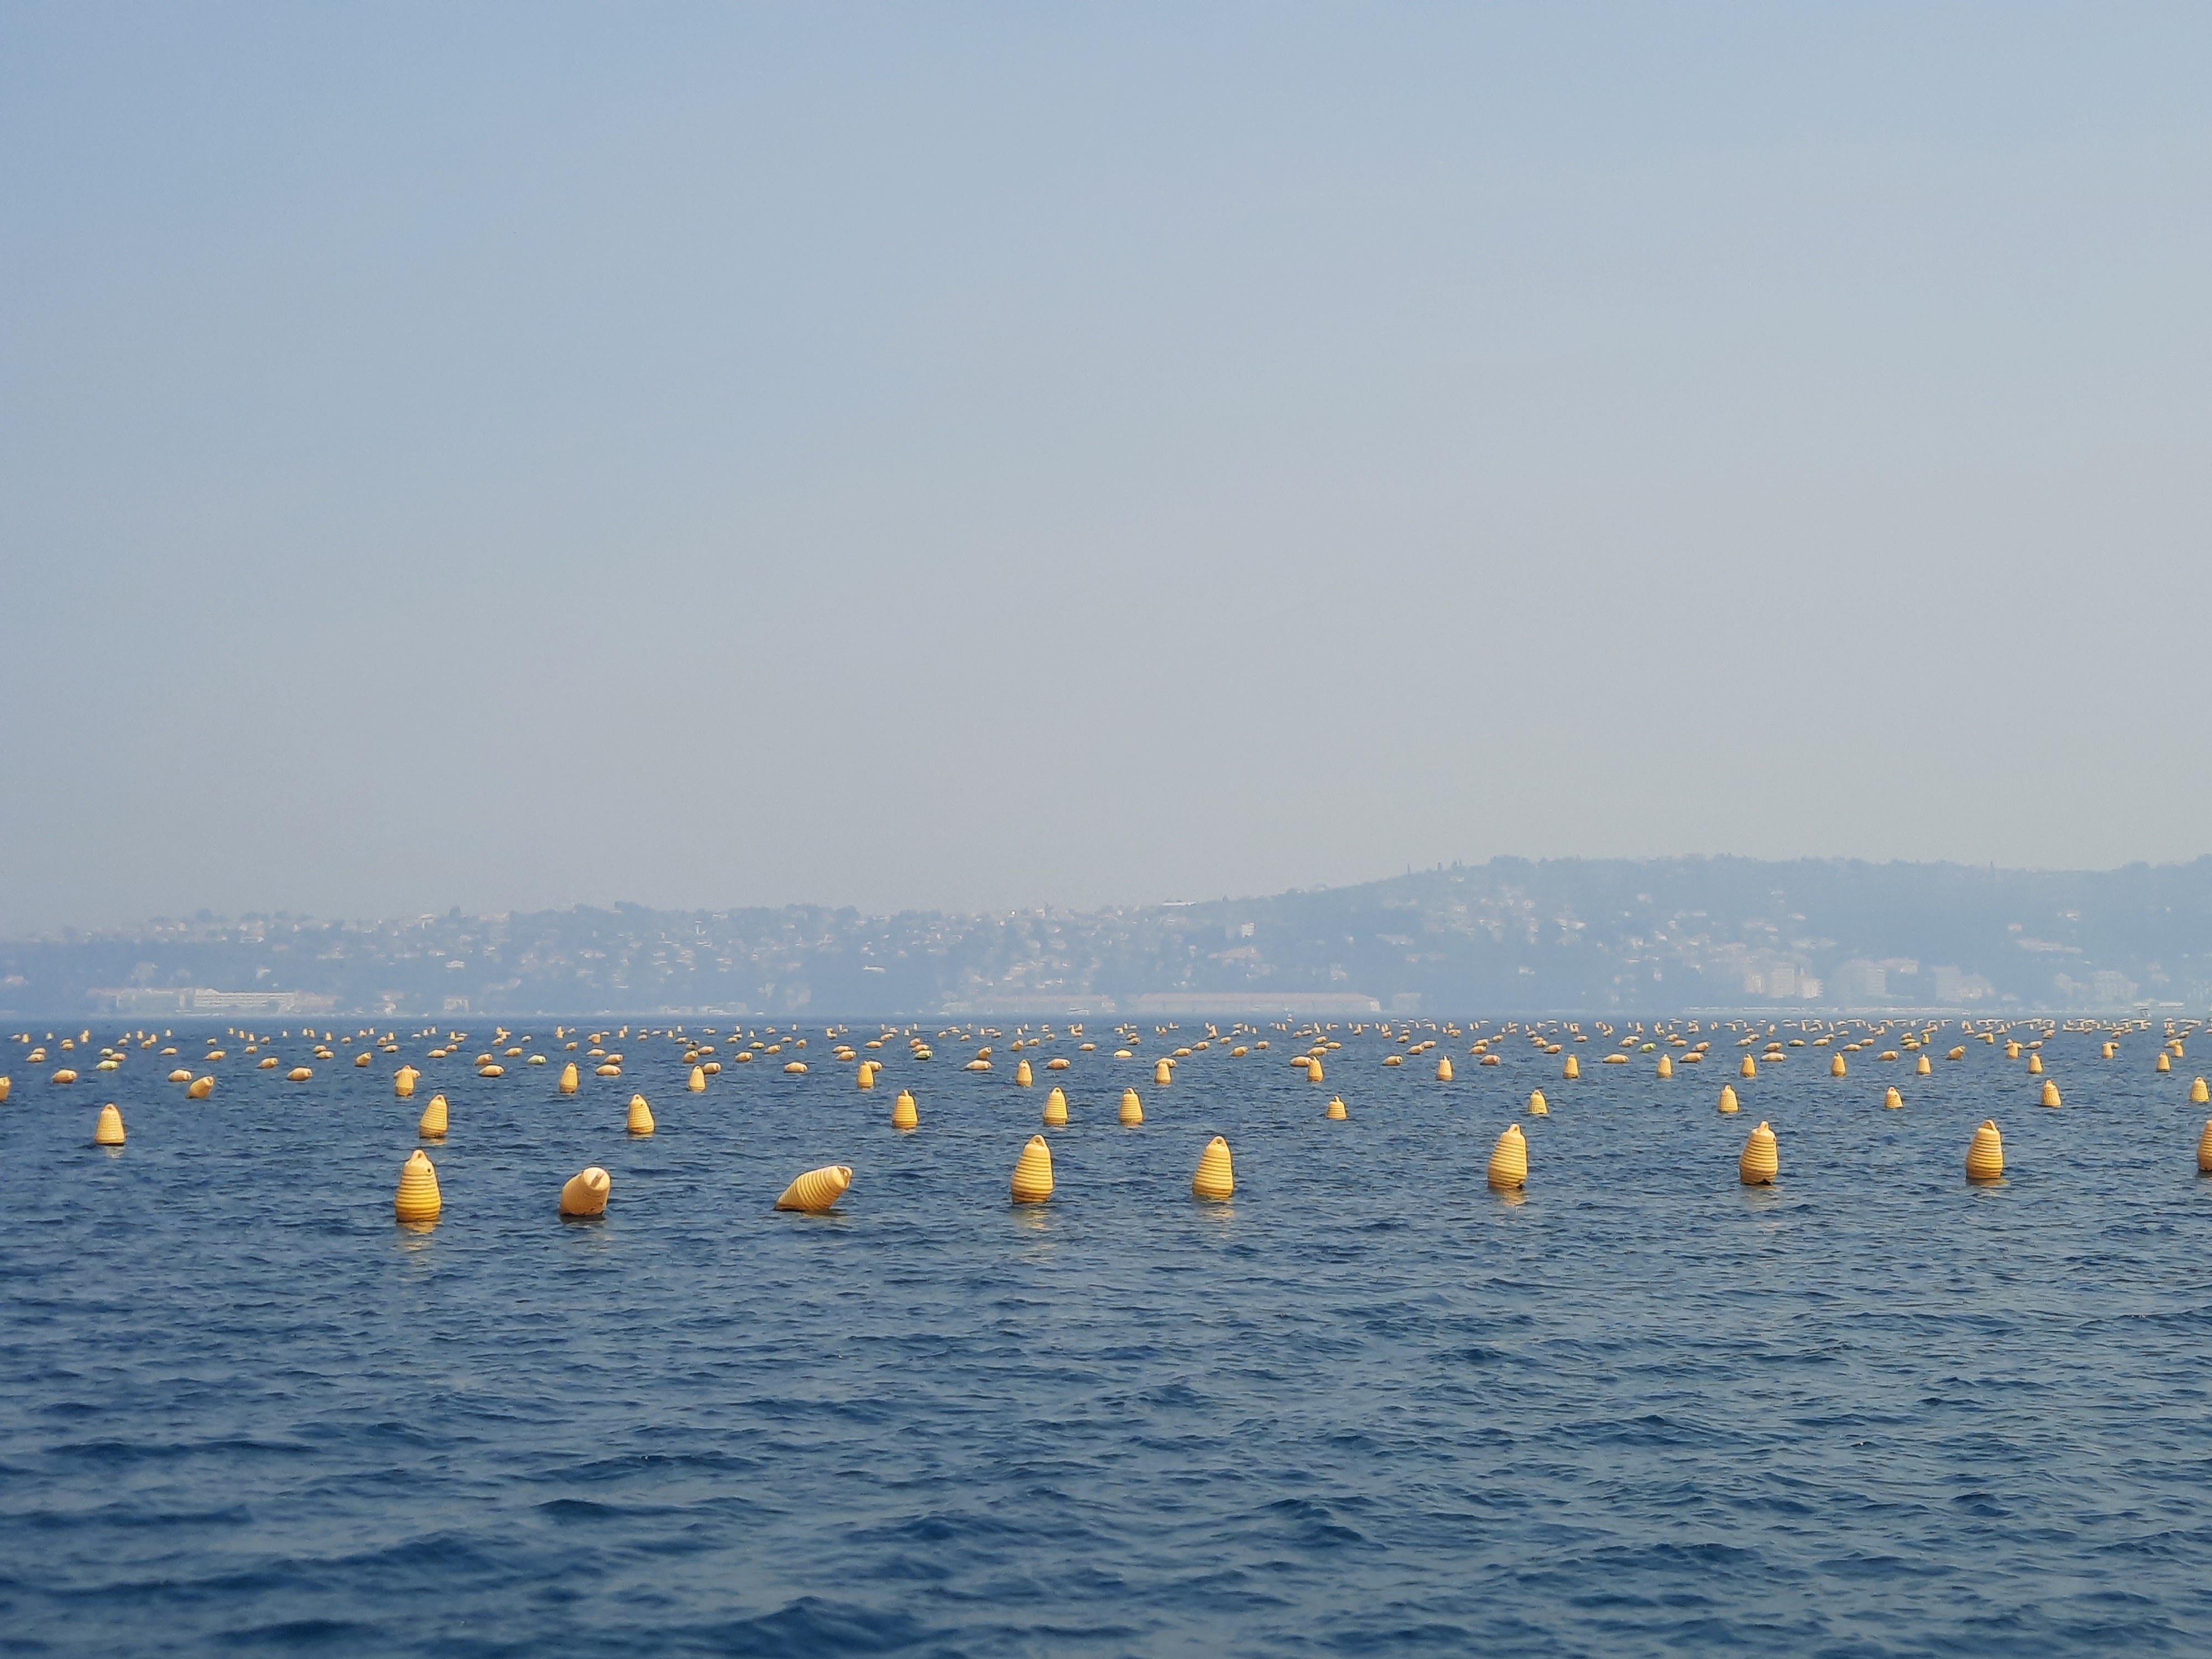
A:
[{"left": 4, "top": 4, "right": 2208, "bottom": 937}]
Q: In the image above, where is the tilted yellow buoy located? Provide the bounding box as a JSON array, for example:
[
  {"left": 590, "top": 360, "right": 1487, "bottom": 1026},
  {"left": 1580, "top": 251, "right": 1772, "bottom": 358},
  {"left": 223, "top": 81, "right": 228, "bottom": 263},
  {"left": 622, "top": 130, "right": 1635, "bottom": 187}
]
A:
[
  {"left": 1718, "top": 1084, "right": 1739, "bottom": 1114},
  {"left": 1739, "top": 1121, "right": 1778, "bottom": 1185},
  {"left": 1830, "top": 1053, "right": 1846, "bottom": 1077},
  {"left": 2039, "top": 1079, "right": 2061, "bottom": 1108},
  {"left": 286, "top": 1066, "right": 312, "bottom": 1082},
  {"left": 1015, "top": 1058, "right": 1034, "bottom": 1087},
  {"left": 1966, "top": 1119, "right": 2004, "bottom": 1182},
  {"left": 395, "top": 1066, "right": 418, "bottom": 1098},
  {"left": 1562, "top": 1053, "right": 1580, "bottom": 1080},
  {"left": 559, "top": 1061, "right": 579, "bottom": 1094},
  {"left": 167, "top": 1067, "right": 192, "bottom": 1083},
  {"left": 1436, "top": 1056, "right": 1453, "bottom": 1082},
  {"left": 1042, "top": 1086, "right": 1067, "bottom": 1126},
  {"left": 775, "top": 1164, "right": 852, "bottom": 1212},
  {"left": 93, "top": 1103, "right": 125, "bottom": 1146},
  {"left": 2103, "top": 1041, "right": 2117, "bottom": 1060},
  {"left": 1192, "top": 1135, "right": 1234, "bottom": 1199},
  {"left": 782, "top": 1061, "right": 807, "bottom": 1074},
  {"left": 1153, "top": 1058, "right": 1172, "bottom": 1086},
  {"left": 395, "top": 1150, "right": 441, "bottom": 1222},
  {"left": 1119, "top": 1088, "right": 1143, "bottom": 1126},
  {"left": 1884, "top": 1086, "right": 1903, "bottom": 1109},
  {"left": 627, "top": 1094, "right": 655, "bottom": 1135},
  {"left": 187, "top": 1075, "right": 213, "bottom": 1099},
  {"left": 1527, "top": 1088, "right": 1548, "bottom": 1116},
  {"left": 1656, "top": 1052, "right": 1672, "bottom": 1079},
  {"left": 51, "top": 1069, "right": 79, "bottom": 1084},
  {"left": 2197, "top": 1118, "right": 2212, "bottom": 1172},
  {"left": 559, "top": 1166, "right": 611, "bottom": 1217},
  {"left": 2156, "top": 1052, "right": 2172, "bottom": 1074},
  {"left": 2192, "top": 1077, "right": 2210, "bottom": 1105},
  {"left": 1326, "top": 1095, "right": 1347, "bottom": 1120},
  {"left": 354, "top": 1052, "right": 371, "bottom": 1068},
  {"left": 1739, "top": 1055, "right": 1757, "bottom": 1079},
  {"left": 418, "top": 1094, "right": 448, "bottom": 1138},
  {"left": 1011, "top": 1134, "right": 1055, "bottom": 1203},
  {"left": 891, "top": 1089, "right": 919, "bottom": 1131},
  {"left": 1487, "top": 1124, "right": 1528, "bottom": 1190}
]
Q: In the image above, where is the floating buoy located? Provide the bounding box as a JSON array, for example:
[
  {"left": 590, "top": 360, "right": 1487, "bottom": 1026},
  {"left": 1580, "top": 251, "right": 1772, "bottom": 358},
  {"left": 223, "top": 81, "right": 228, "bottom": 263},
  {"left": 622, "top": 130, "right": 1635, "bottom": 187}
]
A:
[
  {"left": 2027, "top": 1053, "right": 2043, "bottom": 1076},
  {"left": 1153, "top": 1058, "right": 1172, "bottom": 1086},
  {"left": 1562, "top": 1054, "right": 1580, "bottom": 1080},
  {"left": 783, "top": 1061, "right": 807, "bottom": 1074},
  {"left": 1119, "top": 1088, "right": 1143, "bottom": 1126},
  {"left": 1739, "top": 1055, "right": 1757, "bottom": 1079},
  {"left": 1326, "top": 1095, "right": 1347, "bottom": 1120},
  {"left": 1436, "top": 1056, "right": 1453, "bottom": 1082},
  {"left": 2039, "top": 1079, "right": 2061, "bottom": 1108},
  {"left": 187, "top": 1075, "right": 213, "bottom": 1099},
  {"left": 1966, "top": 1119, "right": 2004, "bottom": 1182},
  {"left": 1042, "top": 1086, "right": 1067, "bottom": 1126},
  {"left": 1884, "top": 1086, "right": 1903, "bottom": 1109},
  {"left": 1656, "top": 1053, "right": 1673, "bottom": 1079},
  {"left": 627, "top": 1094, "right": 655, "bottom": 1135},
  {"left": 1192, "top": 1136, "right": 1234, "bottom": 1199},
  {"left": 478, "top": 1064, "right": 503, "bottom": 1078},
  {"left": 1718, "top": 1084, "right": 1739, "bottom": 1114},
  {"left": 2192, "top": 1077, "right": 2209, "bottom": 1105},
  {"left": 1015, "top": 1059, "right": 1034, "bottom": 1087},
  {"left": 559, "top": 1166, "right": 611, "bottom": 1217},
  {"left": 0, "top": 1077, "right": 9, "bottom": 1102},
  {"left": 1011, "top": 1135, "right": 1054, "bottom": 1203},
  {"left": 418, "top": 1094, "right": 448, "bottom": 1138},
  {"left": 1739, "top": 1121, "right": 1777, "bottom": 1185},
  {"left": 596, "top": 1062, "right": 620, "bottom": 1077},
  {"left": 1307, "top": 1057, "right": 1324, "bottom": 1083},
  {"left": 1526, "top": 1088, "right": 1548, "bottom": 1116},
  {"left": 775, "top": 1165, "right": 852, "bottom": 1212},
  {"left": 93, "top": 1103, "right": 124, "bottom": 1146},
  {"left": 1830, "top": 1053, "right": 1846, "bottom": 1077},
  {"left": 559, "top": 1062, "right": 578, "bottom": 1094},
  {"left": 286, "top": 1066, "right": 312, "bottom": 1082},
  {"left": 395, "top": 1066, "right": 418, "bottom": 1098},
  {"left": 354, "top": 1052, "right": 371, "bottom": 1068},
  {"left": 167, "top": 1067, "right": 192, "bottom": 1083},
  {"left": 891, "top": 1089, "right": 918, "bottom": 1130},
  {"left": 2198, "top": 1119, "right": 2212, "bottom": 1172},
  {"left": 51, "top": 1069, "right": 78, "bottom": 1084},
  {"left": 2103, "top": 1041, "right": 2117, "bottom": 1060},
  {"left": 688, "top": 1066, "right": 706, "bottom": 1093},
  {"left": 1487, "top": 1124, "right": 1527, "bottom": 1190},
  {"left": 856, "top": 1061, "right": 876, "bottom": 1091},
  {"left": 395, "top": 1150, "right": 441, "bottom": 1222},
  {"left": 1914, "top": 1053, "right": 1931, "bottom": 1077},
  {"left": 2157, "top": 1053, "right": 2172, "bottom": 1074}
]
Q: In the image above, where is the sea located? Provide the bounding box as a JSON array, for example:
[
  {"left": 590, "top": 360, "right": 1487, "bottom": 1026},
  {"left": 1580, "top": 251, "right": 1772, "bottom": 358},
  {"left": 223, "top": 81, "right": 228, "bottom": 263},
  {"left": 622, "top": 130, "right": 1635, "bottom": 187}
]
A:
[{"left": 5, "top": 1020, "right": 2211, "bottom": 1656}]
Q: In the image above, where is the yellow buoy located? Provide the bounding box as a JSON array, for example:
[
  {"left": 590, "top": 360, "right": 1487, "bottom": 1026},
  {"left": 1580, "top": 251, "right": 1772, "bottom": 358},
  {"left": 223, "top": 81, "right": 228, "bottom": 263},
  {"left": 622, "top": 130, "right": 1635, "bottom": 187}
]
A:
[
  {"left": 1119, "top": 1088, "right": 1144, "bottom": 1126},
  {"left": 1915, "top": 1053, "right": 1931, "bottom": 1077},
  {"left": 1011, "top": 1134, "right": 1055, "bottom": 1203},
  {"left": 627, "top": 1094, "right": 655, "bottom": 1135},
  {"left": 1718, "top": 1084, "right": 1739, "bottom": 1114},
  {"left": 2192, "top": 1077, "right": 2209, "bottom": 1105},
  {"left": 1966, "top": 1119, "right": 2004, "bottom": 1182},
  {"left": 1307, "top": 1057, "right": 1324, "bottom": 1083},
  {"left": 891, "top": 1089, "right": 919, "bottom": 1131},
  {"left": 1883, "top": 1086, "right": 1903, "bottom": 1109},
  {"left": 1326, "top": 1095, "right": 1347, "bottom": 1120},
  {"left": 1526, "top": 1088, "right": 1548, "bottom": 1116},
  {"left": 1436, "top": 1056, "right": 1453, "bottom": 1082},
  {"left": 559, "top": 1061, "right": 579, "bottom": 1094},
  {"left": 775, "top": 1164, "right": 852, "bottom": 1212},
  {"left": 1015, "top": 1059, "right": 1034, "bottom": 1087},
  {"left": 1562, "top": 1054, "right": 1580, "bottom": 1080},
  {"left": 354, "top": 1052, "right": 372, "bottom": 1068},
  {"left": 1042, "top": 1086, "right": 1067, "bottom": 1126},
  {"left": 1830, "top": 1053, "right": 1846, "bottom": 1078},
  {"left": 783, "top": 1061, "right": 807, "bottom": 1074},
  {"left": 1153, "top": 1058, "right": 1172, "bottom": 1086},
  {"left": 0, "top": 1076, "right": 9, "bottom": 1102},
  {"left": 1739, "top": 1121, "right": 1778, "bottom": 1185},
  {"left": 687, "top": 1065, "right": 706, "bottom": 1093},
  {"left": 395, "top": 1066, "right": 418, "bottom": 1098},
  {"left": 2027, "top": 1053, "right": 2043, "bottom": 1076},
  {"left": 52, "top": 1069, "right": 79, "bottom": 1084},
  {"left": 2157, "top": 1052, "right": 2172, "bottom": 1074},
  {"left": 559, "top": 1166, "right": 611, "bottom": 1217},
  {"left": 395, "top": 1149, "right": 441, "bottom": 1222},
  {"left": 2197, "top": 1118, "right": 2212, "bottom": 1172},
  {"left": 857, "top": 1061, "right": 877, "bottom": 1090},
  {"left": 2039, "top": 1079, "right": 2061, "bottom": 1108},
  {"left": 93, "top": 1103, "right": 125, "bottom": 1146},
  {"left": 1656, "top": 1052, "right": 1672, "bottom": 1079},
  {"left": 286, "top": 1066, "right": 312, "bottom": 1082},
  {"left": 1487, "top": 1124, "right": 1528, "bottom": 1190},
  {"left": 167, "top": 1067, "right": 192, "bottom": 1083},
  {"left": 1739, "top": 1055, "right": 1757, "bottom": 1079},
  {"left": 418, "top": 1094, "right": 448, "bottom": 1138},
  {"left": 187, "top": 1075, "right": 213, "bottom": 1099},
  {"left": 1192, "top": 1135, "right": 1235, "bottom": 1199}
]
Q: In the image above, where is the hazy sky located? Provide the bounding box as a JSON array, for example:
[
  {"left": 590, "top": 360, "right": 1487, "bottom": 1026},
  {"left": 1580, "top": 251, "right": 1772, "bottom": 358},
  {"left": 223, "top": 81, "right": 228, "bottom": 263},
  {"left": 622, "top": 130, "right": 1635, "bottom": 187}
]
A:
[{"left": 5, "top": 4, "right": 2209, "bottom": 934}]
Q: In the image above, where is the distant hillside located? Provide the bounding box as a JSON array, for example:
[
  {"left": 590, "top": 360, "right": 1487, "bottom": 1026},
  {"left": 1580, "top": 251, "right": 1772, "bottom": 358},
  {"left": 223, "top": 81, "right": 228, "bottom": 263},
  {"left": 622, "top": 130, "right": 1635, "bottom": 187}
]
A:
[{"left": 7, "top": 856, "right": 2212, "bottom": 1020}]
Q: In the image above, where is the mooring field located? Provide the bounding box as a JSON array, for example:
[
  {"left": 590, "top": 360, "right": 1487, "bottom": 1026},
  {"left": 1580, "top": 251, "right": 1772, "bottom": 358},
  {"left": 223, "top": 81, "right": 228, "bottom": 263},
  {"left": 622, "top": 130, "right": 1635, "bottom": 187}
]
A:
[{"left": 5, "top": 1017, "right": 2211, "bottom": 1656}]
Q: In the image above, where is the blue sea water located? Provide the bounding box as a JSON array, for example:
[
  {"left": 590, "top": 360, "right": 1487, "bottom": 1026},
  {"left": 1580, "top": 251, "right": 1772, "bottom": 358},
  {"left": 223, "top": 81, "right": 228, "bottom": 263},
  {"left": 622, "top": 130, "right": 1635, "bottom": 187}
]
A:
[{"left": 4, "top": 1024, "right": 2212, "bottom": 1656}]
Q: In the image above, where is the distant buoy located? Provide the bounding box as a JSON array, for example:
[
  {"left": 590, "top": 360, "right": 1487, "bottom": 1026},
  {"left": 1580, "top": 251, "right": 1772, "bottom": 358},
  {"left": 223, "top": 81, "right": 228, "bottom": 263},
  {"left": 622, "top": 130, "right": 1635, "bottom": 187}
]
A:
[
  {"left": 687, "top": 1066, "right": 706, "bottom": 1093},
  {"left": 1487, "top": 1124, "right": 1527, "bottom": 1190},
  {"left": 395, "top": 1066, "right": 418, "bottom": 1098},
  {"left": 187, "top": 1075, "right": 213, "bottom": 1099},
  {"left": 559, "top": 1166, "right": 611, "bottom": 1217},
  {"left": 2192, "top": 1077, "right": 2210, "bottom": 1105},
  {"left": 2157, "top": 1052, "right": 2172, "bottom": 1074},
  {"left": 1326, "top": 1095, "right": 1347, "bottom": 1120},
  {"left": 1656, "top": 1053, "right": 1672, "bottom": 1079},
  {"left": 1192, "top": 1136, "right": 1234, "bottom": 1199},
  {"left": 1011, "top": 1135, "right": 1055, "bottom": 1203},
  {"left": 1562, "top": 1054, "right": 1580, "bottom": 1080},
  {"left": 51, "top": 1069, "right": 79, "bottom": 1084},
  {"left": 1739, "top": 1055, "right": 1757, "bottom": 1079},
  {"left": 891, "top": 1089, "right": 918, "bottom": 1131},
  {"left": 286, "top": 1066, "right": 312, "bottom": 1082},
  {"left": 627, "top": 1094, "right": 655, "bottom": 1135},
  {"left": 1119, "top": 1088, "right": 1143, "bottom": 1126},
  {"left": 1883, "top": 1086, "right": 1903, "bottom": 1110},
  {"left": 1015, "top": 1059, "right": 1034, "bottom": 1088},
  {"left": 1739, "top": 1121, "right": 1777, "bottom": 1185},
  {"left": 2198, "top": 1119, "right": 2212, "bottom": 1172},
  {"left": 2039, "top": 1079, "right": 2060, "bottom": 1108},
  {"left": 1042, "top": 1086, "right": 1067, "bottom": 1126},
  {"left": 1966, "top": 1119, "right": 2004, "bottom": 1182},
  {"left": 1718, "top": 1084, "right": 1739, "bottom": 1114},
  {"left": 418, "top": 1094, "right": 448, "bottom": 1138},
  {"left": 2027, "top": 1053, "right": 2043, "bottom": 1076},
  {"left": 1830, "top": 1053, "right": 1846, "bottom": 1078},
  {"left": 1527, "top": 1088, "right": 1548, "bottom": 1116},
  {"left": 395, "top": 1150, "right": 441, "bottom": 1222},
  {"left": 559, "top": 1061, "right": 579, "bottom": 1094},
  {"left": 93, "top": 1103, "right": 124, "bottom": 1146},
  {"left": 1153, "top": 1058, "right": 1172, "bottom": 1086},
  {"left": 167, "top": 1067, "right": 192, "bottom": 1083},
  {"left": 775, "top": 1165, "right": 852, "bottom": 1212},
  {"left": 1436, "top": 1056, "right": 1453, "bottom": 1082},
  {"left": 1914, "top": 1053, "right": 1931, "bottom": 1076},
  {"left": 782, "top": 1061, "right": 807, "bottom": 1074}
]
